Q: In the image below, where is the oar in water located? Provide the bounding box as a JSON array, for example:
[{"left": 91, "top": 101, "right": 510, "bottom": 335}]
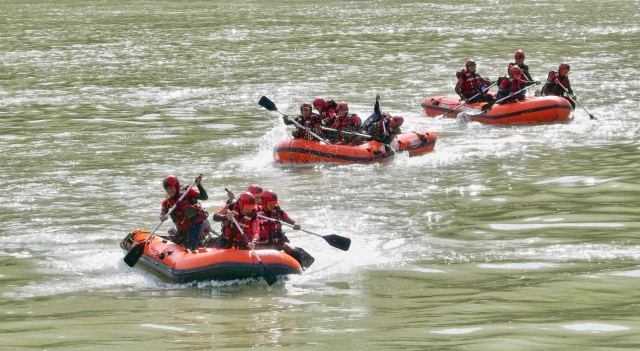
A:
[
  {"left": 124, "top": 178, "right": 199, "bottom": 268},
  {"left": 231, "top": 216, "right": 279, "bottom": 286},
  {"left": 257, "top": 214, "right": 351, "bottom": 251},
  {"left": 481, "top": 81, "right": 540, "bottom": 112},
  {"left": 557, "top": 81, "right": 597, "bottom": 120},
  {"left": 258, "top": 96, "right": 330, "bottom": 144},
  {"left": 440, "top": 80, "right": 499, "bottom": 118}
]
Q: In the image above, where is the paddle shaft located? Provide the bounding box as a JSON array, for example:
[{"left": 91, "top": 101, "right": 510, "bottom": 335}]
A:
[
  {"left": 257, "top": 214, "right": 322, "bottom": 239},
  {"left": 491, "top": 81, "right": 540, "bottom": 105},
  {"left": 148, "top": 179, "right": 198, "bottom": 242},
  {"left": 321, "top": 126, "right": 371, "bottom": 138},
  {"left": 557, "top": 81, "right": 596, "bottom": 119},
  {"left": 271, "top": 108, "right": 329, "bottom": 144},
  {"left": 231, "top": 216, "right": 278, "bottom": 285},
  {"left": 442, "top": 80, "right": 498, "bottom": 118}
]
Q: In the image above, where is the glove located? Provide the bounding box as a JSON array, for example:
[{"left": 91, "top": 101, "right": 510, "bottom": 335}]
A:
[
  {"left": 270, "top": 230, "right": 283, "bottom": 239},
  {"left": 293, "top": 224, "right": 301, "bottom": 230}
]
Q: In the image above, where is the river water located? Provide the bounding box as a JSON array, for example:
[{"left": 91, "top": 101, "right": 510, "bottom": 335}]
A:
[{"left": 2, "top": 0, "right": 640, "bottom": 350}]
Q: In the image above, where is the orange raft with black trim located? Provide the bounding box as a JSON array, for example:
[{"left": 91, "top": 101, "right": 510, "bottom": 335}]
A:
[
  {"left": 421, "top": 95, "right": 573, "bottom": 124},
  {"left": 273, "top": 130, "right": 437, "bottom": 164},
  {"left": 120, "top": 230, "right": 302, "bottom": 283}
]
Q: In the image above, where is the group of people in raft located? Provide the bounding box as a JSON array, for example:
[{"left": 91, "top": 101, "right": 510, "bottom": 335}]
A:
[
  {"left": 455, "top": 50, "right": 577, "bottom": 108},
  {"left": 159, "top": 174, "right": 314, "bottom": 269},
  {"left": 284, "top": 95, "right": 404, "bottom": 146}
]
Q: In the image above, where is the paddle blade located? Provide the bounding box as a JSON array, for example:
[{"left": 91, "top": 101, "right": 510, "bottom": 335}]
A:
[
  {"left": 259, "top": 261, "right": 279, "bottom": 286},
  {"left": 123, "top": 243, "right": 145, "bottom": 267},
  {"left": 373, "top": 134, "right": 392, "bottom": 144},
  {"left": 481, "top": 102, "right": 494, "bottom": 112},
  {"left": 323, "top": 234, "right": 351, "bottom": 251},
  {"left": 258, "top": 96, "right": 278, "bottom": 112}
]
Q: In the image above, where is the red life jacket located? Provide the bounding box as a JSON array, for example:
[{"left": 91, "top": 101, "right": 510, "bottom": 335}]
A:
[
  {"left": 257, "top": 207, "right": 293, "bottom": 244},
  {"left": 292, "top": 113, "right": 323, "bottom": 139},
  {"left": 316, "top": 100, "right": 337, "bottom": 122},
  {"left": 542, "top": 70, "right": 571, "bottom": 96},
  {"left": 508, "top": 62, "right": 530, "bottom": 78},
  {"left": 222, "top": 207, "right": 259, "bottom": 246},
  {"left": 457, "top": 70, "right": 484, "bottom": 97},
  {"left": 329, "top": 114, "right": 361, "bottom": 131},
  {"left": 161, "top": 187, "right": 207, "bottom": 230}
]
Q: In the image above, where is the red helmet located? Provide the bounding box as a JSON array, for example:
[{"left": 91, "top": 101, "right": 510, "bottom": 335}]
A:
[
  {"left": 390, "top": 116, "right": 404, "bottom": 128},
  {"left": 337, "top": 102, "right": 348, "bottom": 113},
  {"left": 313, "top": 98, "right": 325, "bottom": 108},
  {"left": 510, "top": 66, "right": 522, "bottom": 77},
  {"left": 261, "top": 189, "right": 279, "bottom": 207},
  {"left": 559, "top": 62, "right": 570, "bottom": 72},
  {"left": 515, "top": 50, "right": 525, "bottom": 60},
  {"left": 163, "top": 175, "right": 179, "bottom": 190},
  {"left": 247, "top": 184, "right": 263, "bottom": 196},
  {"left": 300, "top": 103, "right": 313, "bottom": 112},
  {"left": 237, "top": 192, "right": 257, "bottom": 212},
  {"left": 465, "top": 59, "right": 476, "bottom": 68}
]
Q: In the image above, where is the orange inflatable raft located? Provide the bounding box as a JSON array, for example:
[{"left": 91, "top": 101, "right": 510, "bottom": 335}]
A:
[
  {"left": 120, "top": 230, "right": 302, "bottom": 283},
  {"left": 421, "top": 95, "right": 573, "bottom": 124},
  {"left": 273, "top": 130, "right": 437, "bottom": 164}
]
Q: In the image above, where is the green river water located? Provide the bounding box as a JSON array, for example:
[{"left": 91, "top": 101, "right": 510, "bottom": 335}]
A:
[{"left": 2, "top": 0, "right": 640, "bottom": 350}]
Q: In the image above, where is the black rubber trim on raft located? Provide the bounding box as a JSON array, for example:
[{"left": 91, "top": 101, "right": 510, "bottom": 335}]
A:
[{"left": 275, "top": 137, "right": 436, "bottom": 163}]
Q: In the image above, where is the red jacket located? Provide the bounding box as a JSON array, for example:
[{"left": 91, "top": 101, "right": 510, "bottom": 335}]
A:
[
  {"left": 161, "top": 187, "right": 207, "bottom": 230},
  {"left": 257, "top": 207, "right": 295, "bottom": 244},
  {"left": 455, "top": 70, "right": 491, "bottom": 98},
  {"left": 221, "top": 205, "right": 259, "bottom": 247},
  {"left": 284, "top": 113, "right": 323, "bottom": 140}
]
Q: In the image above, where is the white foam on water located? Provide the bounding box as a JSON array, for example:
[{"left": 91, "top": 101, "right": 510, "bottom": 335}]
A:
[
  {"left": 478, "top": 262, "right": 558, "bottom": 269},
  {"left": 410, "top": 268, "right": 446, "bottom": 273},
  {"left": 278, "top": 298, "right": 320, "bottom": 305},
  {"left": 611, "top": 270, "right": 640, "bottom": 277},
  {"left": 141, "top": 324, "right": 186, "bottom": 331},
  {"left": 431, "top": 327, "right": 482, "bottom": 334},
  {"left": 563, "top": 323, "right": 628, "bottom": 332}
]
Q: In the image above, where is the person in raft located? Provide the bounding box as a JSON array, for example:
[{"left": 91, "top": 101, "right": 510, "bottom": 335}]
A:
[
  {"left": 508, "top": 50, "right": 534, "bottom": 85},
  {"left": 212, "top": 184, "right": 262, "bottom": 223},
  {"left": 455, "top": 59, "right": 494, "bottom": 104},
  {"left": 312, "top": 98, "right": 337, "bottom": 124},
  {"left": 541, "top": 62, "right": 575, "bottom": 109},
  {"left": 324, "top": 102, "right": 362, "bottom": 145},
  {"left": 283, "top": 103, "right": 323, "bottom": 140},
  {"left": 160, "top": 174, "right": 209, "bottom": 251},
  {"left": 256, "top": 189, "right": 315, "bottom": 268},
  {"left": 215, "top": 191, "right": 260, "bottom": 249},
  {"left": 496, "top": 66, "right": 534, "bottom": 104},
  {"left": 363, "top": 95, "right": 404, "bottom": 143}
]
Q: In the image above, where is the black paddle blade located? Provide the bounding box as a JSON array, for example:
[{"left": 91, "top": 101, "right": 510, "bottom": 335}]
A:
[
  {"left": 590, "top": 114, "right": 597, "bottom": 120},
  {"left": 259, "top": 261, "right": 278, "bottom": 286},
  {"left": 481, "top": 102, "right": 494, "bottom": 112},
  {"left": 258, "top": 96, "right": 278, "bottom": 112},
  {"left": 323, "top": 234, "right": 351, "bottom": 251},
  {"left": 123, "top": 243, "right": 145, "bottom": 267}
]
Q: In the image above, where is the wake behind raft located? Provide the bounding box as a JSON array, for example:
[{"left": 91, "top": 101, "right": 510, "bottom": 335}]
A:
[{"left": 121, "top": 230, "right": 302, "bottom": 284}]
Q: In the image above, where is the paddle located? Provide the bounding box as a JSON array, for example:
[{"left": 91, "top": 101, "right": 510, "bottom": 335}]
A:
[
  {"left": 258, "top": 96, "right": 330, "bottom": 144},
  {"left": 371, "top": 96, "right": 397, "bottom": 154},
  {"left": 481, "top": 81, "right": 540, "bottom": 112},
  {"left": 557, "top": 81, "right": 597, "bottom": 120},
  {"left": 257, "top": 214, "right": 351, "bottom": 251},
  {"left": 124, "top": 178, "right": 198, "bottom": 268},
  {"left": 321, "top": 126, "right": 372, "bottom": 139},
  {"left": 230, "top": 216, "right": 278, "bottom": 285},
  {"left": 441, "top": 80, "right": 499, "bottom": 118}
]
